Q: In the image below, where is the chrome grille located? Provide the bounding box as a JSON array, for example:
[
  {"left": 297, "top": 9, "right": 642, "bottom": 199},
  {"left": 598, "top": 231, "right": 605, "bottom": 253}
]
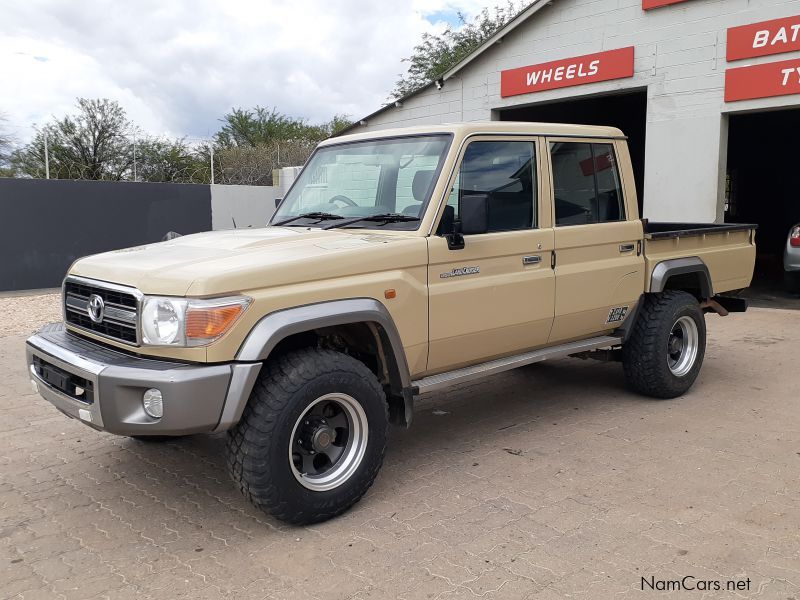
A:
[{"left": 63, "top": 277, "right": 140, "bottom": 345}]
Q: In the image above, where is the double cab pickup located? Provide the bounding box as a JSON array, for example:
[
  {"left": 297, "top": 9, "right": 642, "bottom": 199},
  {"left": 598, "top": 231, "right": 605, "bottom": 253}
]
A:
[{"left": 26, "top": 123, "right": 756, "bottom": 524}]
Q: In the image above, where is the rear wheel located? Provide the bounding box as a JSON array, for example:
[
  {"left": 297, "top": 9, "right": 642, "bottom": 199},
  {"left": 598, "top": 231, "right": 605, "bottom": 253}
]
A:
[
  {"left": 226, "top": 348, "right": 388, "bottom": 525},
  {"left": 622, "top": 291, "right": 706, "bottom": 399}
]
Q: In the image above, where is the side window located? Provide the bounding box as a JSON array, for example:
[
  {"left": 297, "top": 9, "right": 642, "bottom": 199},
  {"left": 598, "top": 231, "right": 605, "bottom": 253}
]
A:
[
  {"left": 447, "top": 140, "right": 537, "bottom": 233},
  {"left": 551, "top": 142, "right": 625, "bottom": 226}
]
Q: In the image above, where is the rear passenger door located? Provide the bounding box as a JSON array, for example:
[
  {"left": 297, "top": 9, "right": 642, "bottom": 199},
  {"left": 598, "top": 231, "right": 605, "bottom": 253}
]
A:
[
  {"left": 427, "top": 137, "right": 555, "bottom": 372},
  {"left": 546, "top": 139, "right": 644, "bottom": 343}
]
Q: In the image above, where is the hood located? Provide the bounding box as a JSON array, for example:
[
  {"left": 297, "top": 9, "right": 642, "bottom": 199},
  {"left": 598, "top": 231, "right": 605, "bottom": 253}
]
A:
[{"left": 70, "top": 227, "right": 427, "bottom": 296}]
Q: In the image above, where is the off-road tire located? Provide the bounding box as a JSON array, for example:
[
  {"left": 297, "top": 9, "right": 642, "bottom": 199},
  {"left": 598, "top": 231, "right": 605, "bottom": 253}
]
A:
[
  {"left": 226, "top": 349, "right": 388, "bottom": 525},
  {"left": 622, "top": 291, "right": 706, "bottom": 399}
]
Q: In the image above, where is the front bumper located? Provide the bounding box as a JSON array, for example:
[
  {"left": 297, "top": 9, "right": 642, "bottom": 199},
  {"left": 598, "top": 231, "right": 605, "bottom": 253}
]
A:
[{"left": 26, "top": 323, "right": 261, "bottom": 436}]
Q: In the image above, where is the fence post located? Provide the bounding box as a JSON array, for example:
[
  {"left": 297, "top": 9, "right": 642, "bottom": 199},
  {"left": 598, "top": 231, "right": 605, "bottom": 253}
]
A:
[
  {"left": 210, "top": 145, "right": 215, "bottom": 185},
  {"left": 43, "top": 131, "right": 50, "bottom": 179}
]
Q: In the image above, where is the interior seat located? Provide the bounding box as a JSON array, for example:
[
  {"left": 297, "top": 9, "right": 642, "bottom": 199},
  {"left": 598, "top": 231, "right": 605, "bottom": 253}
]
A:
[{"left": 401, "top": 169, "right": 435, "bottom": 216}]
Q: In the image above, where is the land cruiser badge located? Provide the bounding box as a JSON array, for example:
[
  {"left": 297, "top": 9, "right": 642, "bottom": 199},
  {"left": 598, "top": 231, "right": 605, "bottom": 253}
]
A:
[
  {"left": 606, "top": 306, "right": 629, "bottom": 324},
  {"left": 440, "top": 266, "right": 480, "bottom": 279}
]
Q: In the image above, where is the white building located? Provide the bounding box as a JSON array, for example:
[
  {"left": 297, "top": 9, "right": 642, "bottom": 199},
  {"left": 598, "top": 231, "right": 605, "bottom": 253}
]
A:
[{"left": 345, "top": 0, "right": 800, "bottom": 285}]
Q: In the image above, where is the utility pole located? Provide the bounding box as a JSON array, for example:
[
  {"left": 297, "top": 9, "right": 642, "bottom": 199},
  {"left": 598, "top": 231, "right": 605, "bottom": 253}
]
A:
[
  {"left": 43, "top": 130, "right": 50, "bottom": 179},
  {"left": 210, "top": 145, "right": 215, "bottom": 185},
  {"left": 132, "top": 133, "right": 137, "bottom": 182}
]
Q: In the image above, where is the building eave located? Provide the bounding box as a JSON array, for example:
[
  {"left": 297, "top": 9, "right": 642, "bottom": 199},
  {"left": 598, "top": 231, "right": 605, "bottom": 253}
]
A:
[
  {"left": 338, "top": 0, "right": 556, "bottom": 136},
  {"left": 440, "top": 0, "right": 554, "bottom": 80}
]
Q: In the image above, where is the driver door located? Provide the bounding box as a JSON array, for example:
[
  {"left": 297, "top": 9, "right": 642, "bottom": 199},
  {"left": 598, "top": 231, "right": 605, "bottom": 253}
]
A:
[{"left": 426, "top": 137, "right": 555, "bottom": 372}]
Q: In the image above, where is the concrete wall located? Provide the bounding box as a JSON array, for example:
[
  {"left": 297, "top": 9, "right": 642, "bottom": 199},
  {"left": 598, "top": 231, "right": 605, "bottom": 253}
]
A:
[
  {"left": 351, "top": 0, "right": 800, "bottom": 223},
  {"left": 210, "top": 184, "right": 278, "bottom": 230}
]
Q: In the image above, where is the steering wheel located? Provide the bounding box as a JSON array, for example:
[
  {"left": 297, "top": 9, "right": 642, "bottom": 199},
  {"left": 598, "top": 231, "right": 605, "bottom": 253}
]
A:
[{"left": 328, "top": 195, "right": 357, "bottom": 207}]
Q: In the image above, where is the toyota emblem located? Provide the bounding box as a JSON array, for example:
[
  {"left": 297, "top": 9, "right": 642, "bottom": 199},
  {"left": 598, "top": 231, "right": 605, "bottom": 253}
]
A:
[{"left": 87, "top": 294, "right": 105, "bottom": 323}]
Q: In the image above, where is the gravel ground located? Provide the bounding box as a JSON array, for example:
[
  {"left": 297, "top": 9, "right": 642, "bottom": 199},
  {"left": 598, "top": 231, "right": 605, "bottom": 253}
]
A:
[{"left": 0, "top": 293, "right": 61, "bottom": 336}]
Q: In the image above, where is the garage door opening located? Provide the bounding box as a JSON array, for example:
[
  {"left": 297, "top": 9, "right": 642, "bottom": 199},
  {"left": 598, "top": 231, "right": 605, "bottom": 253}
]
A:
[
  {"left": 726, "top": 108, "right": 800, "bottom": 299},
  {"left": 498, "top": 90, "right": 647, "bottom": 215}
]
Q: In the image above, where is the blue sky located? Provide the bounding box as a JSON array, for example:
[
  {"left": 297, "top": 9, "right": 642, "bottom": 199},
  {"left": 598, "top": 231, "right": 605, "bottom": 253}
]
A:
[
  {"left": 1, "top": 0, "right": 501, "bottom": 143},
  {"left": 425, "top": 9, "right": 465, "bottom": 27}
]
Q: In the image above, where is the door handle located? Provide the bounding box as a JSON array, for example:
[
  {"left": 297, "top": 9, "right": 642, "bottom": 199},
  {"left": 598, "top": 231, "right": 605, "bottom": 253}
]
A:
[
  {"left": 619, "top": 243, "right": 635, "bottom": 253},
  {"left": 522, "top": 255, "right": 542, "bottom": 265}
]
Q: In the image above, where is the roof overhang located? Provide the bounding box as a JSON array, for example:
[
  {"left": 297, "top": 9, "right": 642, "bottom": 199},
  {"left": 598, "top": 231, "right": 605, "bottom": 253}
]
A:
[{"left": 338, "top": 0, "right": 556, "bottom": 136}]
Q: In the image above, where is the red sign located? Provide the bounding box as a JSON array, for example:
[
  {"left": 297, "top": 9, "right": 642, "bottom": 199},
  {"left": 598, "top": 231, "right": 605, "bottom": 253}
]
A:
[
  {"left": 642, "top": 0, "right": 691, "bottom": 10},
  {"left": 727, "top": 15, "right": 800, "bottom": 61},
  {"left": 725, "top": 58, "right": 800, "bottom": 102},
  {"left": 579, "top": 151, "right": 614, "bottom": 177},
  {"left": 500, "top": 47, "right": 635, "bottom": 98}
]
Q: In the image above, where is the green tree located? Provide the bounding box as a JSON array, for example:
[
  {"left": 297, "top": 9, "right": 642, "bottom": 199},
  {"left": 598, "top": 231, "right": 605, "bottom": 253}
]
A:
[
  {"left": 12, "top": 98, "right": 134, "bottom": 180},
  {"left": 134, "top": 137, "right": 208, "bottom": 183},
  {"left": 392, "top": 2, "right": 525, "bottom": 99},
  {"left": 215, "top": 106, "right": 352, "bottom": 147},
  {"left": 213, "top": 108, "right": 352, "bottom": 184}
]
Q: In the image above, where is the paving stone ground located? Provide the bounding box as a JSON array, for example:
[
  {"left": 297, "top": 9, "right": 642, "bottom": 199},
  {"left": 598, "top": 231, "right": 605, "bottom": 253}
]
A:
[{"left": 1, "top": 306, "right": 798, "bottom": 599}]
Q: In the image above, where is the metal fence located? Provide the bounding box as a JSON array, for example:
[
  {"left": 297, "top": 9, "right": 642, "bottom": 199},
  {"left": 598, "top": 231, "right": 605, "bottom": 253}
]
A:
[
  {"left": 26, "top": 135, "right": 315, "bottom": 187},
  {"left": 0, "top": 178, "right": 212, "bottom": 292}
]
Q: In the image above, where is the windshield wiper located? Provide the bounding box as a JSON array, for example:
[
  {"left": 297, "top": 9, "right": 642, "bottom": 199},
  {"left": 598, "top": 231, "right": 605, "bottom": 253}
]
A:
[
  {"left": 322, "top": 213, "right": 421, "bottom": 230},
  {"left": 272, "top": 212, "right": 345, "bottom": 227}
]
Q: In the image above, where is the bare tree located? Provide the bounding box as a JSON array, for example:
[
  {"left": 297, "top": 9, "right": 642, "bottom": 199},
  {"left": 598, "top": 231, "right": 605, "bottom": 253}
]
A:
[{"left": 214, "top": 140, "right": 316, "bottom": 186}]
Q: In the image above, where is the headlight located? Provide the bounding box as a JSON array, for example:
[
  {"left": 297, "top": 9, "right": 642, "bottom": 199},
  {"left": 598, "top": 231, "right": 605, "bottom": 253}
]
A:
[{"left": 141, "top": 296, "right": 250, "bottom": 347}]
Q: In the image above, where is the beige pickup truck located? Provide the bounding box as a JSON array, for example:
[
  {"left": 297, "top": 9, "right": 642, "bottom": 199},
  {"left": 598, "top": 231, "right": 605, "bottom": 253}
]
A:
[{"left": 26, "top": 123, "right": 756, "bottom": 524}]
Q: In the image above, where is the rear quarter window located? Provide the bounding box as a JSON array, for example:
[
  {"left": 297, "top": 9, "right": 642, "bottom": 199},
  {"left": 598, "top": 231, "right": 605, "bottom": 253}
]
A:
[{"left": 551, "top": 142, "right": 625, "bottom": 226}]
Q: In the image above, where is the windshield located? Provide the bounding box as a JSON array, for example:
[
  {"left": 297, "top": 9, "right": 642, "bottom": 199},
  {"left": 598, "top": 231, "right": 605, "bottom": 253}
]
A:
[{"left": 271, "top": 134, "right": 452, "bottom": 230}]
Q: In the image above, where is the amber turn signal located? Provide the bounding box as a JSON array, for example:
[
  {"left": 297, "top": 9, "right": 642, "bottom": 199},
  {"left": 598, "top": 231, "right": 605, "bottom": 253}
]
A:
[
  {"left": 384, "top": 289, "right": 397, "bottom": 299},
  {"left": 186, "top": 303, "right": 246, "bottom": 339}
]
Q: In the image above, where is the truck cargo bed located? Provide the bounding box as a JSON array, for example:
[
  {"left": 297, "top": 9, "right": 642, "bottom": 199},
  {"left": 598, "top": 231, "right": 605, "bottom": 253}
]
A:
[
  {"left": 642, "top": 221, "right": 757, "bottom": 295},
  {"left": 644, "top": 221, "right": 757, "bottom": 240}
]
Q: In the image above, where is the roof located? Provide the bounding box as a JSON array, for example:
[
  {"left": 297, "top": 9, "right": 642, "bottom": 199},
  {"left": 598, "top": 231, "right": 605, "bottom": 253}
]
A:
[
  {"left": 338, "top": 0, "right": 555, "bottom": 135},
  {"left": 321, "top": 121, "right": 625, "bottom": 147}
]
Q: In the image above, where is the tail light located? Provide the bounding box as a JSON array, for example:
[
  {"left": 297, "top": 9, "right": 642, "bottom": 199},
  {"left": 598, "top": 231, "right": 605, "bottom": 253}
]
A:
[{"left": 791, "top": 226, "right": 800, "bottom": 248}]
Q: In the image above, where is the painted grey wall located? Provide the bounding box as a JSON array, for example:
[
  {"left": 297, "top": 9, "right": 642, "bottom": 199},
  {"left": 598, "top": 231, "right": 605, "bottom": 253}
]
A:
[
  {"left": 210, "top": 184, "right": 278, "bottom": 230},
  {"left": 0, "top": 178, "right": 212, "bottom": 292},
  {"left": 349, "top": 0, "right": 800, "bottom": 223}
]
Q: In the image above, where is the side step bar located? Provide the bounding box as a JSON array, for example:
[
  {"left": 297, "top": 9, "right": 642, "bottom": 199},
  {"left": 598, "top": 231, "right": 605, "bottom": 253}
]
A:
[{"left": 412, "top": 335, "right": 622, "bottom": 395}]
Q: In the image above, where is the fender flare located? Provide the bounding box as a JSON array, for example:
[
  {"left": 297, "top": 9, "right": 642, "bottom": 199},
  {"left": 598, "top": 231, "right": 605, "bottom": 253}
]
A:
[
  {"left": 218, "top": 298, "right": 413, "bottom": 430},
  {"left": 650, "top": 257, "right": 713, "bottom": 298}
]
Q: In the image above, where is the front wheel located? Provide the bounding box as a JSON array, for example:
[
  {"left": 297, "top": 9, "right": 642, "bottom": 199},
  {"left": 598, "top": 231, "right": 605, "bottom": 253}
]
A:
[
  {"left": 226, "top": 349, "right": 388, "bottom": 525},
  {"left": 622, "top": 291, "right": 706, "bottom": 399}
]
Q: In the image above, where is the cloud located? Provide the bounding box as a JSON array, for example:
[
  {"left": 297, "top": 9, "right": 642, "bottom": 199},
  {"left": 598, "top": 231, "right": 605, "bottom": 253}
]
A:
[{"left": 0, "top": 0, "right": 494, "bottom": 143}]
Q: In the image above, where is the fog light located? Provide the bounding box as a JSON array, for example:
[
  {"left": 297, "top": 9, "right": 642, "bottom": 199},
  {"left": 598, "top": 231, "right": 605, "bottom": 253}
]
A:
[{"left": 143, "top": 388, "right": 163, "bottom": 418}]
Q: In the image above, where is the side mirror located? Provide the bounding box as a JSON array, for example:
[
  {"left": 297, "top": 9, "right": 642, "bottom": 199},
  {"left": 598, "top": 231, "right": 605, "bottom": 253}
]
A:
[
  {"left": 437, "top": 205, "right": 464, "bottom": 250},
  {"left": 274, "top": 197, "right": 283, "bottom": 208},
  {"left": 460, "top": 193, "right": 489, "bottom": 235}
]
